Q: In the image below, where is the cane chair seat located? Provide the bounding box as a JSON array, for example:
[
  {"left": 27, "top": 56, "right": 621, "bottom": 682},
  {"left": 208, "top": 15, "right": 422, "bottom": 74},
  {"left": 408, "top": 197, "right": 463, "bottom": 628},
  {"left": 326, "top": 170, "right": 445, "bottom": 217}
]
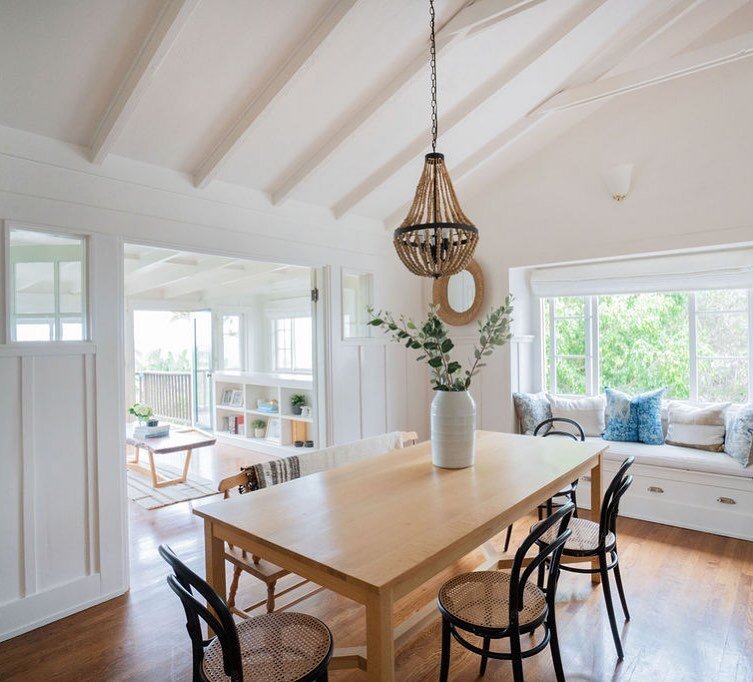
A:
[
  {"left": 532, "top": 516, "right": 615, "bottom": 556},
  {"left": 202, "top": 612, "right": 332, "bottom": 682},
  {"left": 438, "top": 571, "right": 547, "bottom": 630}
]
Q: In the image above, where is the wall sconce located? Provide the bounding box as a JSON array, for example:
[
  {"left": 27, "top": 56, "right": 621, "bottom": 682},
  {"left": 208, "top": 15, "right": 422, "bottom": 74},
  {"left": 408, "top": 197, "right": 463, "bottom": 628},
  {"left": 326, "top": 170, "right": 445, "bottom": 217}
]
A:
[{"left": 604, "top": 163, "right": 633, "bottom": 202}]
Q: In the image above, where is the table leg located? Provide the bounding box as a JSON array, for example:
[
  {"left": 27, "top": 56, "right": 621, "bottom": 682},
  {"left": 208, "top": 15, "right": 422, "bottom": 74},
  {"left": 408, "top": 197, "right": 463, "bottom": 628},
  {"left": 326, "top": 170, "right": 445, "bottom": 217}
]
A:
[
  {"left": 590, "top": 452, "right": 602, "bottom": 585},
  {"left": 366, "top": 591, "right": 395, "bottom": 682},
  {"left": 204, "top": 520, "right": 227, "bottom": 637},
  {"left": 147, "top": 452, "right": 159, "bottom": 488},
  {"left": 127, "top": 446, "right": 140, "bottom": 465},
  {"left": 180, "top": 448, "right": 193, "bottom": 482}
]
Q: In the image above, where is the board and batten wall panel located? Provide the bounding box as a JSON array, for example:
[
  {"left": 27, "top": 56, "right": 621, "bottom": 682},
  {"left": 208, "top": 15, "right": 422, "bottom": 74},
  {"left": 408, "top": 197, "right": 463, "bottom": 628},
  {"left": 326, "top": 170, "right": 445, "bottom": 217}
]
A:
[
  {"left": 32, "top": 354, "right": 90, "bottom": 592},
  {"left": 0, "top": 356, "right": 22, "bottom": 606},
  {"left": 0, "top": 231, "right": 125, "bottom": 642},
  {"left": 328, "top": 266, "right": 428, "bottom": 446}
]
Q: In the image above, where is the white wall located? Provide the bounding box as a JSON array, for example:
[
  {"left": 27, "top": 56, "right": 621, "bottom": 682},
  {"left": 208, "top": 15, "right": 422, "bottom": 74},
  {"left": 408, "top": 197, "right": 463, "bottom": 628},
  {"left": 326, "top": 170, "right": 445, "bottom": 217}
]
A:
[
  {"left": 0, "top": 126, "right": 427, "bottom": 639},
  {"left": 458, "top": 57, "right": 753, "bottom": 432},
  {"left": 0, "top": 229, "right": 126, "bottom": 641}
]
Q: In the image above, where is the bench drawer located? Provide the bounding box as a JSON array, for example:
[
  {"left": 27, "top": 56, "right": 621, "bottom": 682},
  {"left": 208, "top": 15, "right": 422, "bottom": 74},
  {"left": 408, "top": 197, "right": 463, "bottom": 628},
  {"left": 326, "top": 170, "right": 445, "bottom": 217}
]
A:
[{"left": 574, "top": 466, "right": 753, "bottom": 541}]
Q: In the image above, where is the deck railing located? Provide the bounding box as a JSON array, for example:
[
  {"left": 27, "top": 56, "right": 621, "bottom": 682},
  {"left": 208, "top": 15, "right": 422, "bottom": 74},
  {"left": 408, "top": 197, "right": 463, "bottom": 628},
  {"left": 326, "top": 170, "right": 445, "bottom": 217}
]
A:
[{"left": 135, "top": 371, "right": 192, "bottom": 425}]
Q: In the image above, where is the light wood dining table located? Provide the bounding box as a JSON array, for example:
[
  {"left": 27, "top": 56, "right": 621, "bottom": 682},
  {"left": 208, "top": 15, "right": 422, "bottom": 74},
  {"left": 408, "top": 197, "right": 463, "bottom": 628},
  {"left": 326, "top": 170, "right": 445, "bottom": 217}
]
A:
[{"left": 194, "top": 430, "right": 607, "bottom": 681}]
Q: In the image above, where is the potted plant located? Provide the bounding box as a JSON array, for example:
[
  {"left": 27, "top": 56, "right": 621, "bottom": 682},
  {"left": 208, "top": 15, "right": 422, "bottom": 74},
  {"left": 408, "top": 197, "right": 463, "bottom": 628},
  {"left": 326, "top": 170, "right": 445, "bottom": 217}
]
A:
[
  {"left": 368, "top": 297, "right": 513, "bottom": 469},
  {"left": 251, "top": 419, "right": 266, "bottom": 438},
  {"left": 290, "top": 394, "right": 307, "bottom": 415},
  {"left": 129, "top": 403, "right": 156, "bottom": 426}
]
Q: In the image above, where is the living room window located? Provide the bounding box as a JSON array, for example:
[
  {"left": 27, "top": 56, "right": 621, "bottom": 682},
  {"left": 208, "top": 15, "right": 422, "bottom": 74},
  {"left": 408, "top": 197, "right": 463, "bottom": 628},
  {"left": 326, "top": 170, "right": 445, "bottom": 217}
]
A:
[
  {"left": 542, "top": 289, "right": 751, "bottom": 401},
  {"left": 273, "top": 316, "right": 312, "bottom": 373}
]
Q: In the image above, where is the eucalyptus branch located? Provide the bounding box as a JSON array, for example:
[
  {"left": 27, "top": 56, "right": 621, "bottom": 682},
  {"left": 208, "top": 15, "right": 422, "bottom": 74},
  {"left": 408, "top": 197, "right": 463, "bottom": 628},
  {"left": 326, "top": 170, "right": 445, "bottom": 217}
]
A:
[{"left": 367, "top": 296, "right": 514, "bottom": 392}]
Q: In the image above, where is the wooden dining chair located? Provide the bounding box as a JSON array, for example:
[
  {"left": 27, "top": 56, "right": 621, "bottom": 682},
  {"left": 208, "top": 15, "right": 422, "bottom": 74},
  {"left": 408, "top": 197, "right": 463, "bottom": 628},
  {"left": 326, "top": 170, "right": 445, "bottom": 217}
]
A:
[
  {"left": 217, "top": 472, "right": 323, "bottom": 618},
  {"left": 532, "top": 456, "right": 635, "bottom": 659},
  {"left": 502, "top": 417, "right": 585, "bottom": 554},
  {"left": 437, "top": 502, "right": 575, "bottom": 682},
  {"left": 219, "top": 431, "right": 419, "bottom": 617},
  {"left": 159, "top": 544, "right": 333, "bottom": 682}
]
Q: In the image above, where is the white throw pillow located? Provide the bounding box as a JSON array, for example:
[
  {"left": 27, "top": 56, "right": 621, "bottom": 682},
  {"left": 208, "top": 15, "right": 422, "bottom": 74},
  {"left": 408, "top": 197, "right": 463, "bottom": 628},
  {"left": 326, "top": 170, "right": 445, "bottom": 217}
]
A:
[
  {"left": 546, "top": 394, "right": 606, "bottom": 437},
  {"left": 665, "top": 402, "right": 730, "bottom": 452}
]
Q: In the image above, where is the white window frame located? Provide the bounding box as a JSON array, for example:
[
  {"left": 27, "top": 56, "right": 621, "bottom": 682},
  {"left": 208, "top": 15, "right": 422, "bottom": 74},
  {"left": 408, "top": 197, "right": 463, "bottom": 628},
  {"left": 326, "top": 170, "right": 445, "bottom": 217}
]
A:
[
  {"left": 541, "top": 289, "right": 752, "bottom": 401},
  {"left": 220, "top": 312, "right": 244, "bottom": 371},
  {"left": 272, "top": 316, "right": 312, "bottom": 374},
  {"left": 7, "top": 225, "right": 89, "bottom": 343}
]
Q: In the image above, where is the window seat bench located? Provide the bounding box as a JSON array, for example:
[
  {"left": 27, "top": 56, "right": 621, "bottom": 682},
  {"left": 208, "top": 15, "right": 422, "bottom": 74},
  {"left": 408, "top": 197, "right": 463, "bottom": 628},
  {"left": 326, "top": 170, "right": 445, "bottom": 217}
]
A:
[{"left": 576, "top": 437, "right": 753, "bottom": 541}]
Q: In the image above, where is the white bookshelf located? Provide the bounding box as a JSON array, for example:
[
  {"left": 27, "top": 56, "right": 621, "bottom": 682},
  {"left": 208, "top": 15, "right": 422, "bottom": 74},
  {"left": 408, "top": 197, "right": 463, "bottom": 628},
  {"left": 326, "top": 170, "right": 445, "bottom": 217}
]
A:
[{"left": 213, "top": 371, "right": 317, "bottom": 455}]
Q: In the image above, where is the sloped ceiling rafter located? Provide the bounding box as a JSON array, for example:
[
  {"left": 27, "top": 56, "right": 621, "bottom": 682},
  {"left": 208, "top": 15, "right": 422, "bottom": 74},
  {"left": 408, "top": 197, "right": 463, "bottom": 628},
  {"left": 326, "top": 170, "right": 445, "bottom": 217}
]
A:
[
  {"left": 268, "top": 0, "right": 550, "bottom": 206},
  {"left": 336, "top": 0, "right": 674, "bottom": 221},
  {"left": 88, "top": 0, "right": 201, "bottom": 163},
  {"left": 191, "top": 0, "right": 359, "bottom": 189},
  {"left": 386, "top": 0, "right": 750, "bottom": 226}
]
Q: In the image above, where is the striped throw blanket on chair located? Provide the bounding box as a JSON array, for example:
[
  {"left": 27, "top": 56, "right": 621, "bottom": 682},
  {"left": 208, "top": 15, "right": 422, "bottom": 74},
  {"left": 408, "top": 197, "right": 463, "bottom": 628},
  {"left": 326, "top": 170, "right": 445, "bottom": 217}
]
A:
[{"left": 240, "top": 431, "right": 405, "bottom": 493}]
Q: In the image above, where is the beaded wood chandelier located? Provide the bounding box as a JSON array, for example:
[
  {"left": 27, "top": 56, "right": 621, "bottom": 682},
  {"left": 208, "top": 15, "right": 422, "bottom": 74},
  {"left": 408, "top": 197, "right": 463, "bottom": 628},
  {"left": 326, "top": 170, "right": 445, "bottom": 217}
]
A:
[{"left": 393, "top": 0, "right": 478, "bottom": 279}]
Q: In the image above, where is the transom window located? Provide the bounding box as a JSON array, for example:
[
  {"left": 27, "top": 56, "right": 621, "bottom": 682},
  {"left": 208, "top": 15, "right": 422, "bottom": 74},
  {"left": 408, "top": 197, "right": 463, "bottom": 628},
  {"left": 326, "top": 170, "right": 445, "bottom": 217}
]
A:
[
  {"left": 542, "top": 289, "right": 751, "bottom": 401},
  {"left": 9, "top": 228, "right": 87, "bottom": 342}
]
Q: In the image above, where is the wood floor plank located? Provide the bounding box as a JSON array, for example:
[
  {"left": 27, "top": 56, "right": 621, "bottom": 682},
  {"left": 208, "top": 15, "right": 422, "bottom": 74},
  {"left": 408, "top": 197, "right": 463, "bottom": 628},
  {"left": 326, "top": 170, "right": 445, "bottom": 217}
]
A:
[{"left": 1, "top": 444, "right": 751, "bottom": 681}]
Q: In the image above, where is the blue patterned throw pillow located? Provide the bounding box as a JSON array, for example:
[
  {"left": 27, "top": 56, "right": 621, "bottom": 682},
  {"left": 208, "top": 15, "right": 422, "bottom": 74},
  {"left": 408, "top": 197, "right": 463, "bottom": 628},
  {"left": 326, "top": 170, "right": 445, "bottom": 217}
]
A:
[
  {"left": 513, "top": 392, "right": 552, "bottom": 435},
  {"left": 724, "top": 404, "right": 753, "bottom": 467},
  {"left": 603, "top": 387, "right": 665, "bottom": 445}
]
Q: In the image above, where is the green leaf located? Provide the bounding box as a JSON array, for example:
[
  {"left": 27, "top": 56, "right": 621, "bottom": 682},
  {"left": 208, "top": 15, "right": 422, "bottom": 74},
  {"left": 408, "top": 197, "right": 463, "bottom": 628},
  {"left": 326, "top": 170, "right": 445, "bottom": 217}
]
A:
[
  {"left": 428, "top": 356, "right": 443, "bottom": 368},
  {"left": 447, "top": 361, "right": 462, "bottom": 374},
  {"left": 441, "top": 338, "right": 454, "bottom": 353}
]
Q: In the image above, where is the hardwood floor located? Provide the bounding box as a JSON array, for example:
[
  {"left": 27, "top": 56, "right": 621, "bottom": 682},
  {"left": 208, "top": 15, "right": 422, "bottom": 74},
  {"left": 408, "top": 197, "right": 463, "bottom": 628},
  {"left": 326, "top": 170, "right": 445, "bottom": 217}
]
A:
[{"left": 1, "top": 444, "right": 751, "bottom": 681}]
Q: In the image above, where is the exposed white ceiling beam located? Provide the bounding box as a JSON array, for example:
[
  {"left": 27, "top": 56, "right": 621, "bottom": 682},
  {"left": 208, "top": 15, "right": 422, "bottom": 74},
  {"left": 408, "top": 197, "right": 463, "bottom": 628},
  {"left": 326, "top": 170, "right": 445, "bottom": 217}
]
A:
[
  {"left": 566, "top": 0, "right": 699, "bottom": 88},
  {"left": 384, "top": 115, "right": 548, "bottom": 228},
  {"left": 268, "top": 0, "right": 534, "bottom": 206},
  {"left": 125, "top": 262, "right": 212, "bottom": 296},
  {"left": 605, "top": 0, "right": 747, "bottom": 76},
  {"left": 443, "top": 0, "right": 745, "bottom": 200},
  {"left": 159, "top": 262, "right": 285, "bottom": 299},
  {"left": 534, "top": 30, "right": 753, "bottom": 116},
  {"left": 334, "top": 0, "right": 613, "bottom": 219},
  {"left": 192, "top": 0, "right": 358, "bottom": 189},
  {"left": 442, "top": 0, "right": 547, "bottom": 37},
  {"left": 88, "top": 0, "right": 201, "bottom": 164}
]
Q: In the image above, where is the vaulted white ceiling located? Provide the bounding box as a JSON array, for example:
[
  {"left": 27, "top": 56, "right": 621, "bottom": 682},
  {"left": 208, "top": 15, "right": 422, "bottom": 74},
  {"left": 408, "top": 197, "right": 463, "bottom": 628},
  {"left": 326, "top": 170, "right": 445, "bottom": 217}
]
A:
[{"left": 1, "top": 0, "right": 751, "bottom": 227}]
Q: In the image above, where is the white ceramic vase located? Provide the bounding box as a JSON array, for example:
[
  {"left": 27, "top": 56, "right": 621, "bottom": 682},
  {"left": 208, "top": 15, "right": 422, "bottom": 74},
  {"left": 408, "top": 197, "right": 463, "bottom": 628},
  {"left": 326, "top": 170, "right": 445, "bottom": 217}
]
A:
[{"left": 430, "top": 390, "right": 476, "bottom": 469}]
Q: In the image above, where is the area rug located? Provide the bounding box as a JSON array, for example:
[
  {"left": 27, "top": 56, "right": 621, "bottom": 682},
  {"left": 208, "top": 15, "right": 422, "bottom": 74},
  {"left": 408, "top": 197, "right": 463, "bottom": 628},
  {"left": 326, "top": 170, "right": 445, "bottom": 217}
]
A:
[{"left": 127, "top": 464, "right": 220, "bottom": 510}]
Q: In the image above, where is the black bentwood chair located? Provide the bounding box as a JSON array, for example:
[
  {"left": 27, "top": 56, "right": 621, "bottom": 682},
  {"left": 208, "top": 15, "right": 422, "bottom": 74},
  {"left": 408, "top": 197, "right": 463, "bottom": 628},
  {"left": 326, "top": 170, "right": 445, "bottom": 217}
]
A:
[
  {"left": 535, "top": 417, "right": 586, "bottom": 520},
  {"left": 501, "top": 417, "right": 585, "bottom": 553},
  {"left": 532, "top": 456, "right": 635, "bottom": 660},
  {"left": 437, "top": 502, "right": 575, "bottom": 682},
  {"left": 159, "top": 544, "right": 333, "bottom": 682}
]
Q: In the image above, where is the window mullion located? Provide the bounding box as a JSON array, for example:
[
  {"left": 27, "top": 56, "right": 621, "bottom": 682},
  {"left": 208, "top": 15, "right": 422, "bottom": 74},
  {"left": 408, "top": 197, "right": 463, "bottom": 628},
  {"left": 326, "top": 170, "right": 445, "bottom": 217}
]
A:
[
  {"left": 549, "top": 299, "right": 556, "bottom": 393},
  {"left": 688, "top": 292, "right": 698, "bottom": 401}
]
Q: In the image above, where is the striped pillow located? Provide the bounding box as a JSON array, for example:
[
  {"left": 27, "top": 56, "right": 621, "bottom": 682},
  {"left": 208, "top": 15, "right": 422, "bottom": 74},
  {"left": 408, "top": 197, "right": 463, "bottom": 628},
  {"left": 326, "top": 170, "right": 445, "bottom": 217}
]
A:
[{"left": 665, "top": 402, "right": 730, "bottom": 452}]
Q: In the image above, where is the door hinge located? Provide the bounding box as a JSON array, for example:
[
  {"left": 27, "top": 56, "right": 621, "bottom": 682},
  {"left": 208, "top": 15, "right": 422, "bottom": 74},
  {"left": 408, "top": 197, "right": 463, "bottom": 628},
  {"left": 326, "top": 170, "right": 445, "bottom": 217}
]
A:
[{"left": 311, "top": 287, "right": 319, "bottom": 303}]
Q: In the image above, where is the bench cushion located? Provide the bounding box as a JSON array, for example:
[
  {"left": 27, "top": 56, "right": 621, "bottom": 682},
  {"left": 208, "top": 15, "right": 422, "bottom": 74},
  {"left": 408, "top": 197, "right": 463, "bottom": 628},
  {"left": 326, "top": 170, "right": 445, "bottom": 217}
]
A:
[{"left": 586, "top": 437, "right": 753, "bottom": 478}]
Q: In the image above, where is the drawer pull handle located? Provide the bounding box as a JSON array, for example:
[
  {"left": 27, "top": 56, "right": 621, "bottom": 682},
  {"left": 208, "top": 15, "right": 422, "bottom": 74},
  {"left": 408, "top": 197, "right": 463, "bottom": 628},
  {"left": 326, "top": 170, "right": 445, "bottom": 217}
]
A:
[
  {"left": 647, "top": 486, "right": 664, "bottom": 494},
  {"left": 717, "top": 496, "right": 736, "bottom": 505},
  {"left": 582, "top": 475, "right": 591, "bottom": 482}
]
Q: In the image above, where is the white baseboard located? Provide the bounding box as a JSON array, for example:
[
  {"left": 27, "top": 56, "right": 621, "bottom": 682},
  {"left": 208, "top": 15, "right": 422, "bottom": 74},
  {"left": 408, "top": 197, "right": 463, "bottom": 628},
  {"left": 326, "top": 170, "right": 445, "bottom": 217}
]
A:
[{"left": 0, "top": 585, "right": 129, "bottom": 643}]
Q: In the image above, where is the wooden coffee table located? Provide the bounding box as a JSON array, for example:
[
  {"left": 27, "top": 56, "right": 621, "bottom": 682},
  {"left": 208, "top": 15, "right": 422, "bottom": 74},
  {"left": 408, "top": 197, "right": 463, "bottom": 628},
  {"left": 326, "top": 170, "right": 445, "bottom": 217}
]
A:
[{"left": 127, "top": 426, "right": 216, "bottom": 489}]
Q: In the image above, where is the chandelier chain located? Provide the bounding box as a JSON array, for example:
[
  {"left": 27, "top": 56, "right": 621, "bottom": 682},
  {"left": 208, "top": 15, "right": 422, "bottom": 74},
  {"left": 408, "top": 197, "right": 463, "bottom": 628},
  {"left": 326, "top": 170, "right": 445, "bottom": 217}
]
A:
[{"left": 429, "top": 0, "right": 437, "bottom": 153}]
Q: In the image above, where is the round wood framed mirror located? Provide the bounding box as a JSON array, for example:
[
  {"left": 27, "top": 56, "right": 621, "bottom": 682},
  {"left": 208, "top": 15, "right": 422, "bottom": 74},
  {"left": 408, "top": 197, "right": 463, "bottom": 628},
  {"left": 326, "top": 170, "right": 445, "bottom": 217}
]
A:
[{"left": 432, "top": 259, "right": 484, "bottom": 326}]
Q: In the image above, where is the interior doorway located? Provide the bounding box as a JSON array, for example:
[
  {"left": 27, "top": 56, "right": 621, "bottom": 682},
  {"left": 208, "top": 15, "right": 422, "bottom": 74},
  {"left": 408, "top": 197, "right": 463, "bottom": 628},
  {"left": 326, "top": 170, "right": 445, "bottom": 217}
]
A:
[{"left": 123, "top": 242, "right": 322, "bottom": 513}]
